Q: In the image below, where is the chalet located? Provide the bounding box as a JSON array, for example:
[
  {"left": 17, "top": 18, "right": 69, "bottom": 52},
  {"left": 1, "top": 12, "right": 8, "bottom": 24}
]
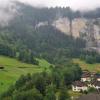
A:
[
  {"left": 92, "top": 81, "right": 100, "bottom": 90},
  {"left": 91, "top": 71, "right": 96, "bottom": 77},
  {"left": 81, "top": 71, "right": 91, "bottom": 82},
  {"left": 72, "top": 81, "right": 88, "bottom": 92}
]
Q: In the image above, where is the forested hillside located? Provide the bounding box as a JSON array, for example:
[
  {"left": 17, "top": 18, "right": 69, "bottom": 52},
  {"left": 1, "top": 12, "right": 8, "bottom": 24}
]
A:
[
  {"left": 0, "top": 1, "right": 100, "bottom": 65},
  {"left": 0, "top": 25, "right": 86, "bottom": 64},
  {"left": 0, "top": 2, "right": 86, "bottom": 65}
]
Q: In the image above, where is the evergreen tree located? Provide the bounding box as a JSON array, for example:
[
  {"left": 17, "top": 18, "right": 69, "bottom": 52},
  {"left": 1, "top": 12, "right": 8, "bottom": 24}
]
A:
[
  {"left": 59, "top": 87, "right": 70, "bottom": 100},
  {"left": 44, "top": 85, "right": 56, "bottom": 100}
]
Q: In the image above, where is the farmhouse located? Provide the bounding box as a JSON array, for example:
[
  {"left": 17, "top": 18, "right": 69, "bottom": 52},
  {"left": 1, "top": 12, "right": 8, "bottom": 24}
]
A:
[
  {"left": 92, "top": 81, "right": 100, "bottom": 90},
  {"left": 72, "top": 81, "right": 88, "bottom": 92},
  {"left": 91, "top": 71, "right": 96, "bottom": 76},
  {"left": 81, "top": 71, "right": 91, "bottom": 82}
]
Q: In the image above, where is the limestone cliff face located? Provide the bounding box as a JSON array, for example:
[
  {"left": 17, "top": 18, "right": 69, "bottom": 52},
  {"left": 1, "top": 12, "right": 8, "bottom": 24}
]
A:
[
  {"left": 80, "top": 19, "right": 100, "bottom": 50},
  {"left": 36, "top": 17, "right": 100, "bottom": 50},
  {"left": 53, "top": 17, "right": 87, "bottom": 38},
  {"left": 53, "top": 17, "right": 100, "bottom": 51}
]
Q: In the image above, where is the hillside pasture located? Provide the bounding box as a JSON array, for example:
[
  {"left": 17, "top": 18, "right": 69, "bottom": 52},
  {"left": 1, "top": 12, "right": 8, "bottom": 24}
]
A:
[
  {"left": 0, "top": 56, "right": 50, "bottom": 94},
  {"left": 73, "top": 58, "right": 100, "bottom": 72}
]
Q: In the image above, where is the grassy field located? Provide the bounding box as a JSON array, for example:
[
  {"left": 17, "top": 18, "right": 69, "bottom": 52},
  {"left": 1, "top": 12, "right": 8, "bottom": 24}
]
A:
[
  {"left": 0, "top": 56, "right": 50, "bottom": 94},
  {"left": 73, "top": 58, "right": 100, "bottom": 72}
]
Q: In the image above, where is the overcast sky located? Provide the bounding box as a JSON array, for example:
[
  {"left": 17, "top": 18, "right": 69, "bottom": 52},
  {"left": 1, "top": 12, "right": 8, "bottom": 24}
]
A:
[{"left": 1, "top": 0, "right": 100, "bottom": 10}]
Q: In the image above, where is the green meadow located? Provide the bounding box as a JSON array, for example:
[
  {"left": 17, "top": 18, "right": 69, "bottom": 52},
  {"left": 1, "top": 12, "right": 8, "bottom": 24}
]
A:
[
  {"left": 73, "top": 58, "right": 100, "bottom": 72},
  {"left": 0, "top": 56, "right": 50, "bottom": 94}
]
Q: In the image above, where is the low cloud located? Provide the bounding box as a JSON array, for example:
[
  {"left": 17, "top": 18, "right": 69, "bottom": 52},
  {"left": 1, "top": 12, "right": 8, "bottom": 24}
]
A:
[
  {"left": 0, "top": 0, "right": 100, "bottom": 26},
  {"left": 0, "top": 0, "right": 100, "bottom": 10},
  {"left": 0, "top": 0, "right": 18, "bottom": 26},
  {"left": 18, "top": 0, "right": 100, "bottom": 10}
]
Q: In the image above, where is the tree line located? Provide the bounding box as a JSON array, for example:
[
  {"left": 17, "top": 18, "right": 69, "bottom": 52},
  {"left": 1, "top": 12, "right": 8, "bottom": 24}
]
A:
[{"left": 80, "top": 50, "right": 100, "bottom": 64}]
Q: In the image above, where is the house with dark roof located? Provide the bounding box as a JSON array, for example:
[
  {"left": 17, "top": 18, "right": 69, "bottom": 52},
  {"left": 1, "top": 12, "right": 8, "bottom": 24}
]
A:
[
  {"left": 72, "top": 70, "right": 100, "bottom": 92},
  {"left": 81, "top": 71, "right": 91, "bottom": 82},
  {"left": 72, "top": 81, "right": 88, "bottom": 92},
  {"left": 92, "top": 81, "right": 100, "bottom": 90}
]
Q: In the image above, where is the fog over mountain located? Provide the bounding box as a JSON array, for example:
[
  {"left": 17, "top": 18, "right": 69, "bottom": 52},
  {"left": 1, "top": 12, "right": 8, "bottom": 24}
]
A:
[
  {"left": 0, "top": 0, "right": 18, "bottom": 26},
  {"left": 18, "top": 0, "right": 100, "bottom": 10},
  {"left": 0, "top": 0, "right": 100, "bottom": 26},
  {"left": 1, "top": 0, "right": 100, "bottom": 10}
]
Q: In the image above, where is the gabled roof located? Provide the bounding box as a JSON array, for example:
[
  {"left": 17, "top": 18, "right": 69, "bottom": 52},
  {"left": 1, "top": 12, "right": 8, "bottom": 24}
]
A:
[
  {"left": 93, "top": 81, "right": 100, "bottom": 87},
  {"left": 81, "top": 72, "right": 91, "bottom": 78},
  {"left": 72, "top": 81, "right": 87, "bottom": 87},
  {"left": 91, "top": 71, "right": 96, "bottom": 75}
]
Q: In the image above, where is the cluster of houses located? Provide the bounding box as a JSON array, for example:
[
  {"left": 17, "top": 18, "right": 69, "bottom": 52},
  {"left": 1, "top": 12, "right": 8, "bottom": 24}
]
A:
[{"left": 72, "top": 70, "right": 100, "bottom": 92}]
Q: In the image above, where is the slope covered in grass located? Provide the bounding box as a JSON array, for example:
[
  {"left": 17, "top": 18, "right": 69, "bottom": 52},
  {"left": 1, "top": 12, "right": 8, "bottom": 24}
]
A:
[
  {"left": 73, "top": 58, "right": 100, "bottom": 72},
  {"left": 0, "top": 56, "right": 50, "bottom": 93}
]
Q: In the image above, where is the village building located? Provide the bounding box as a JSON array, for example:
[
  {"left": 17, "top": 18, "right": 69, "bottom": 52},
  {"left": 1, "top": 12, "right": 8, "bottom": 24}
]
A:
[
  {"left": 72, "top": 70, "right": 100, "bottom": 92},
  {"left": 91, "top": 71, "right": 96, "bottom": 77},
  {"left": 81, "top": 71, "right": 91, "bottom": 82},
  {"left": 72, "top": 81, "right": 88, "bottom": 92},
  {"left": 92, "top": 81, "right": 100, "bottom": 90}
]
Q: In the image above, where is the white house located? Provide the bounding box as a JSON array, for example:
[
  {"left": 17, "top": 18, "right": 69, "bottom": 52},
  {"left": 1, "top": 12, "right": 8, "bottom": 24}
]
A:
[{"left": 72, "top": 81, "right": 88, "bottom": 92}]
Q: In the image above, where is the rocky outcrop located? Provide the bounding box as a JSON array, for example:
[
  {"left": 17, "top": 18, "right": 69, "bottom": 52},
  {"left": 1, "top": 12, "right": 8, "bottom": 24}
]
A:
[
  {"left": 53, "top": 17, "right": 87, "bottom": 38},
  {"left": 80, "top": 18, "right": 100, "bottom": 51},
  {"left": 53, "top": 17, "right": 100, "bottom": 52}
]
